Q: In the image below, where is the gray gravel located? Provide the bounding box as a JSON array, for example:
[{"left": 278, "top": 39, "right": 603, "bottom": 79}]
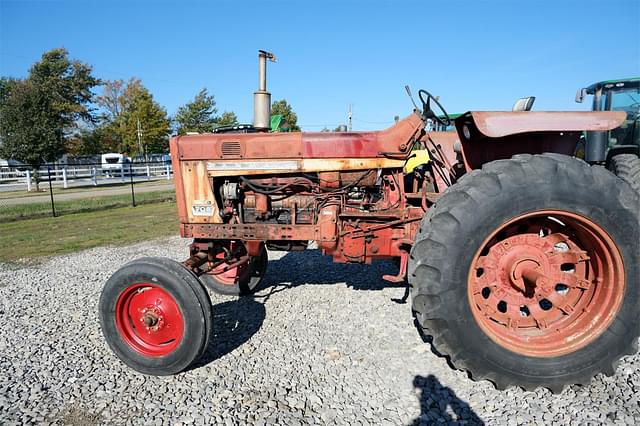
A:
[{"left": 1, "top": 236, "right": 639, "bottom": 425}]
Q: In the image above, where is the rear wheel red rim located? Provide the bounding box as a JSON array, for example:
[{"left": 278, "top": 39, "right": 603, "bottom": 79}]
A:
[
  {"left": 467, "top": 210, "right": 625, "bottom": 357},
  {"left": 115, "top": 283, "right": 184, "bottom": 357}
]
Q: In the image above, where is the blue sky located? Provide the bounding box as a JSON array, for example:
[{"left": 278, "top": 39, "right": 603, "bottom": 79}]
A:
[{"left": 1, "top": 0, "right": 639, "bottom": 131}]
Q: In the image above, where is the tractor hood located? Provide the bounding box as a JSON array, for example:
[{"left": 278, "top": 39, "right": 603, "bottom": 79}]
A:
[{"left": 455, "top": 111, "right": 626, "bottom": 139}]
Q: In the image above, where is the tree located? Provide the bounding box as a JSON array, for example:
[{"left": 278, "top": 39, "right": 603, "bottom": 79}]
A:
[
  {"left": 271, "top": 99, "right": 300, "bottom": 131},
  {"left": 95, "top": 79, "right": 127, "bottom": 122},
  {"left": 0, "top": 79, "right": 61, "bottom": 169},
  {"left": 0, "top": 77, "right": 16, "bottom": 104},
  {"left": 216, "top": 111, "right": 238, "bottom": 127},
  {"left": 118, "top": 84, "right": 171, "bottom": 155},
  {"left": 92, "top": 78, "right": 171, "bottom": 156},
  {"left": 174, "top": 88, "right": 218, "bottom": 135},
  {"left": 66, "top": 125, "right": 118, "bottom": 156},
  {"left": 0, "top": 49, "right": 99, "bottom": 189},
  {"left": 28, "top": 48, "right": 99, "bottom": 127}
]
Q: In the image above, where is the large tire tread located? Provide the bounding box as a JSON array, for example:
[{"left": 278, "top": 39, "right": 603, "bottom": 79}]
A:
[
  {"left": 408, "top": 154, "right": 640, "bottom": 393},
  {"left": 609, "top": 153, "right": 640, "bottom": 194}
]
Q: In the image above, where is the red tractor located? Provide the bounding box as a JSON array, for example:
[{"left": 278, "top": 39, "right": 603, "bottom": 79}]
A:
[{"left": 99, "top": 52, "right": 639, "bottom": 393}]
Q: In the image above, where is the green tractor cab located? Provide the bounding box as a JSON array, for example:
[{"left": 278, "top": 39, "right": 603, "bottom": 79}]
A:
[{"left": 576, "top": 77, "right": 640, "bottom": 192}]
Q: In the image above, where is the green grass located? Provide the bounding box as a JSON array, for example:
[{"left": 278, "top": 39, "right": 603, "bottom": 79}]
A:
[
  {"left": 0, "top": 201, "right": 179, "bottom": 263},
  {"left": 0, "top": 190, "right": 175, "bottom": 222}
]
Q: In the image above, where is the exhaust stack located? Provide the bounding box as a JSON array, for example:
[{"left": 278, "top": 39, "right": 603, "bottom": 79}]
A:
[{"left": 253, "top": 50, "right": 276, "bottom": 131}]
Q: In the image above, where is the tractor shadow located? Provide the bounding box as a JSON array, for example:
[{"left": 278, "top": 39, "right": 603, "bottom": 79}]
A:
[
  {"left": 411, "top": 374, "right": 484, "bottom": 425},
  {"left": 191, "top": 250, "right": 404, "bottom": 370},
  {"left": 255, "top": 249, "right": 405, "bottom": 299},
  {"left": 189, "top": 297, "right": 266, "bottom": 369}
]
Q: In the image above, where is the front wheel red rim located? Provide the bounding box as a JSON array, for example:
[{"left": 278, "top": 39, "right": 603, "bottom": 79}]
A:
[
  {"left": 467, "top": 210, "right": 625, "bottom": 357},
  {"left": 115, "top": 283, "right": 184, "bottom": 357}
]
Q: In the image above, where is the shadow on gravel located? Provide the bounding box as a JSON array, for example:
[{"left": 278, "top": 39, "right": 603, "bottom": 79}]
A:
[
  {"left": 188, "top": 298, "right": 266, "bottom": 370},
  {"left": 256, "top": 250, "right": 403, "bottom": 299},
  {"left": 411, "top": 375, "right": 484, "bottom": 425}
]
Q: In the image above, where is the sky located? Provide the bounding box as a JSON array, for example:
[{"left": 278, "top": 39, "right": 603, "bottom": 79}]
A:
[{"left": 1, "top": 0, "right": 639, "bottom": 131}]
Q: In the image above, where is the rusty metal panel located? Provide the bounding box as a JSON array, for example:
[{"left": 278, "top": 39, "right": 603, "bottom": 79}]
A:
[
  {"left": 176, "top": 132, "right": 304, "bottom": 161},
  {"left": 460, "top": 132, "right": 580, "bottom": 170},
  {"left": 205, "top": 157, "right": 406, "bottom": 177},
  {"left": 460, "top": 111, "right": 626, "bottom": 139},
  {"left": 180, "top": 161, "right": 221, "bottom": 224},
  {"left": 302, "top": 113, "right": 423, "bottom": 158},
  {"left": 174, "top": 113, "right": 423, "bottom": 161},
  {"left": 169, "top": 138, "right": 188, "bottom": 223},
  {"left": 183, "top": 223, "right": 320, "bottom": 241}
]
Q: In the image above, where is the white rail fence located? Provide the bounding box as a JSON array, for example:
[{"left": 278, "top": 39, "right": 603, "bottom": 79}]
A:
[{"left": 0, "top": 163, "right": 172, "bottom": 191}]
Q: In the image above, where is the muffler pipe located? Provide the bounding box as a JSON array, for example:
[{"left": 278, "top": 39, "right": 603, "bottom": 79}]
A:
[{"left": 253, "top": 50, "right": 276, "bottom": 131}]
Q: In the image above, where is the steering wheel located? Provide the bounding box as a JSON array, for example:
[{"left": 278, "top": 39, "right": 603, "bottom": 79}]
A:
[{"left": 418, "top": 89, "right": 451, "bottom": 127}]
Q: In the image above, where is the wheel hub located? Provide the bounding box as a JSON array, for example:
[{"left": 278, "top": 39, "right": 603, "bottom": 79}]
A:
[
  {"left": 140, "top": 306, "right": 165, "bottom": 332},
  {"left": 468, "top": 212, "right": 625, "bottom": 357},
  {"left": 115, "top": 284, "right": 184, "bottom": 357},
  {"left": 483, "top": 234, "right": 557, "bottom": 305}
]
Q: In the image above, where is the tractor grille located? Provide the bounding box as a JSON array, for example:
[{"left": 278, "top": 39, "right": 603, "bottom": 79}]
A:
[{"left": 220, "top": 141, "right": 242, "bottom": 158}]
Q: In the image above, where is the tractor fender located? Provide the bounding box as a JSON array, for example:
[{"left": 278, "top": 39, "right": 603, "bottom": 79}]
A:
[{"left": 455, "top": 111, "right": 626, "bottom": 169}]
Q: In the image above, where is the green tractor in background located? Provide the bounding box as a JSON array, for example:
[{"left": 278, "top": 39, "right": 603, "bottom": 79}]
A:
[{"left": 576, "top": 77, "right": 640, "bottom": 192}]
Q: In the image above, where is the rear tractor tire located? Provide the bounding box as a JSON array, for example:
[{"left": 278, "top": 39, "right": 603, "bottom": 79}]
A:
[
  {"left": 198, "top": 241, "right": 269, "bottom": 296},
  {"left": 609, "top": 153, "right": 640, "bottom": 194},
  {"left": 99, "top": 257, "right": 212, "bottom": 375},
  {"left": 408, "top": 154, "right": 640, "bottom": 392}
]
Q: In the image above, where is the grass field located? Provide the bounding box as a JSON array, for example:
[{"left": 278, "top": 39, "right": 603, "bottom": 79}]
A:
[
  {"left": 0, "top": 190, "right": 175, "bottom": 222},
  {"left": 0, "top": 201, "right": 179, "bottom": 263}
]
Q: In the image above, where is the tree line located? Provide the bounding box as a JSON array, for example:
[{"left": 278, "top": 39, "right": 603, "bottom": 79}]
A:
[{"left": 0, "top": 48, "right": 300, "bottom": 172}]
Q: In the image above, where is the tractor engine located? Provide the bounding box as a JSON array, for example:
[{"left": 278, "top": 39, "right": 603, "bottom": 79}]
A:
[{"left": 218, "top": 167, "right": 408, "bottom": 256}]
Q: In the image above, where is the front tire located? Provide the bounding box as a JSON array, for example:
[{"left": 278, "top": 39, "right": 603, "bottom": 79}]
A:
[
  {"left": 408, "top": 154, "right": 640, "bottom": 392},
  {"left": 99, "top": 257, "right": 212, "bottom": 375}
]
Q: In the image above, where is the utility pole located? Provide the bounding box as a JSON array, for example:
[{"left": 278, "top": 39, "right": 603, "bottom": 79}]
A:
[
  {"left": 136, "top": 118, "right": 145, "bottom": 160},
  {"left": 348, "top": 104, "right": 352, "bottom": 132}
]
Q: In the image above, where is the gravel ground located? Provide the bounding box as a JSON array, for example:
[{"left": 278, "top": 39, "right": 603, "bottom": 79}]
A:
[{"left": 0, "top": 236, "right": 639, "bottom": 425}]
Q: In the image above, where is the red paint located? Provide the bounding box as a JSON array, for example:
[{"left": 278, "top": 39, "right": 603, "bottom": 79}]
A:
[
  {"left": 173, "top": 113, "right": 424, "bottom": 161},
  {"left": 115, "top": 283, "right": 184, "bottom": 357},
  {"left": 468, "top": 211, "right": 625, "bottom": 357},
  {"left": 170, "top": 138, "right": 188, "bottom": 223},
  {"left": 455, "top": 111, "right": 626, "bottom": 169},
  {"left": 462, "top": 111, "right": 626, "bottom": 138},
  {"left": 207, "top": 241, "right": 248, "bottom": 285}
]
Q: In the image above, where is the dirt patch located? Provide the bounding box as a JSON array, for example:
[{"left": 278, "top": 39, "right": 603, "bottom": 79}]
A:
[{"left": 57, "top": 405, "right": 102, "bottom": 426}]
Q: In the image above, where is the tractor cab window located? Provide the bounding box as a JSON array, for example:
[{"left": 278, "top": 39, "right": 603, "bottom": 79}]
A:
[
  {"left": 608, "top": 88, "right": 640, "bottom": 119},
  {"left": 604, "top": 87, "right": 640, "bottom": 146}
]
